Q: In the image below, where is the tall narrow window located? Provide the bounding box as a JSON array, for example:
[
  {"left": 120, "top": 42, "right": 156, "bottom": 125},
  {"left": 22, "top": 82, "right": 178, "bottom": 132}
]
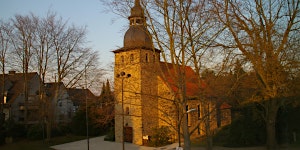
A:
[
  {"left": 197, "top": 104, "right": 200, "bottom": 120},
  {"left": 186, "top": 105, "right": 191, "bottom": 126},
  {"left": 121, "top": 56, "right": 124, "bottom": 63},
  {"left": 153, "top": 54, "right": 155, "bottom": 62},
  {"left": 207, "top": 103, "right": 211, "bottom": 121},
  {"left": 130, "top": 54, "right": 134, "bottom": 63},
  {"left": 126, "top": 107, "right": 130, "bottom": 115},
  {"left": 145, "top": 53, "right": 148, "bottom": 62}
]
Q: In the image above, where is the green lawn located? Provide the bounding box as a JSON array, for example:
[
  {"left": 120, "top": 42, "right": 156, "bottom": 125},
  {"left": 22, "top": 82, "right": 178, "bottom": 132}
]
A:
[{"left": 0, "top": 135, "right": 86, "bottom": 150}]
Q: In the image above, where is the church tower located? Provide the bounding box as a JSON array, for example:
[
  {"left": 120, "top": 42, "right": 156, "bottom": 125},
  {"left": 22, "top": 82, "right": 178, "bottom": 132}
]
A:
[{"left": 113, "top": 0, "right": 161, "bottom": 145}]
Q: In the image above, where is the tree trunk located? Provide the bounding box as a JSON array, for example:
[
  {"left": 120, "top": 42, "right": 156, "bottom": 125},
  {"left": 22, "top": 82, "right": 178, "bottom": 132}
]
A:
[
  {"left": 265, "top": 101, "right": 279, "bottom": 150},
  {"left": 206, "top": 135, "right": 213, "bottom": 150},
  {"left": 205, "top": 103, "right": 213, "bottom": 150},
  {"left": 266, "top": 119, "right": 277, "bottom": 150},
  {"left": 182, "top": 113, "right": 191, "bottom": 150}
]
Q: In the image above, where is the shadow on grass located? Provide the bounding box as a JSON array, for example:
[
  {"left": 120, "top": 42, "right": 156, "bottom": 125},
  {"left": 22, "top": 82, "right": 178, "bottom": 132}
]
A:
[{"left": 0, "top": 135, "right": 86, "bottom": 150}]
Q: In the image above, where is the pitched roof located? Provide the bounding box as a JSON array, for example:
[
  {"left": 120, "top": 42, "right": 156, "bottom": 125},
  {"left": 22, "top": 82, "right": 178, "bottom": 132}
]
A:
[
  {"left": 67, "top": 88, "right": 97, "bottom": 106},
  {"left": 44, "top": 82, "right": 66, "bottom": 100},
  {"left": 159, "top": 62, "right": 200, "bottom": 98},
  {"left": 0, "top": 71, "right": 39, "bottom": 104}
]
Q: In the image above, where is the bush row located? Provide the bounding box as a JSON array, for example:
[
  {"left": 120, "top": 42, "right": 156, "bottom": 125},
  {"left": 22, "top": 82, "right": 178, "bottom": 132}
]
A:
[{"left": 213, "top": 104, "right": 300, "bottom": 147}]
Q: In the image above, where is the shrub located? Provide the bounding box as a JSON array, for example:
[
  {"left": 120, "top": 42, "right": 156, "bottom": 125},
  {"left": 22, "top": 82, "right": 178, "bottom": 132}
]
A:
[
  {"left": 0, "top": 130, "right": 4, "bottom": 145},
  {"left": 27, "top": 124, "right": 44, "bottom": 140},
  {"left": 213, "top": 104, "right": 266, "bottom": 147},
  {"left": 104, "top": 127, "right": 115, "bottom": 141},
  {"left": 70, "top": 110, "right": 102, "bottom": 136},
  {"left": 149, "top": 126, "right": 172, "bottom": 147},
  {"left": 58, "top": 124, "right": 72, "bottom": 135},
  {"left": 4, "top": 119, "right": 26, "bottom": 138}
]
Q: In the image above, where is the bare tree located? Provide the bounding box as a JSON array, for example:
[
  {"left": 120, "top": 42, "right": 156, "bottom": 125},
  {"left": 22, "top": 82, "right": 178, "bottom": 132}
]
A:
[
  {"left": 9, "top": 14, "right": 38, "bottom": 124},
  {"left": 213, "top": 0, "right": 300, "bottom": 149},
  {"left": 45, "top": 13, "right": 101, "bottom": 141},
  {"left": 0, "top": 20, "right": 13, "bottom": 127},
  {"left": 1, "top": 12, "right": 103, "bottom": 142}
]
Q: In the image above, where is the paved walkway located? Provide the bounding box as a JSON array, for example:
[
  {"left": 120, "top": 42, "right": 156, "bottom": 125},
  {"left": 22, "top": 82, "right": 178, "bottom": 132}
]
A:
[
  {"left": 51, "top": 136, "right": 179, "bottom": 150},
  {"left": 51, "top": 136, "right": 296, "bottom": 150}
]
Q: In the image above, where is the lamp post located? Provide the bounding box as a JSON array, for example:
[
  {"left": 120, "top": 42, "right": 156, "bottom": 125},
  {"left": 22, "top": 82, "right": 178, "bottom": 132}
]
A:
[
  {"left": 116, "top": 71, "right": 131, "bottom": 150},
  {"left": 178, "top": 108, "right": 196, "bottom": 148},
  {"left": 84, "top": 64, "right": 89, "bottom": 150}
]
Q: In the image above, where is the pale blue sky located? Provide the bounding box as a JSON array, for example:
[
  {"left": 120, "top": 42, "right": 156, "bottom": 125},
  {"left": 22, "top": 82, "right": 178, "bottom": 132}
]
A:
[{"left": 0, "top": 0, "right": 128, "bottom": 69}]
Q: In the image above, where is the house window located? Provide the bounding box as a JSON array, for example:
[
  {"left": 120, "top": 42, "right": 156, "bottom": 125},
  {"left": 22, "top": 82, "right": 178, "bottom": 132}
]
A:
[
  {"left": 145, "top": 53, "right": 148, "bottom": 62},
  {"left": 4, "top": 95, "right": 7, "bottom": 104},
  {"left": 126, "top": 107, "right": 129, "bottom": 115},
  {"left": 19, "top": 105, "right": 25, "bottom": 111},
  {"left": 130, "top": 54, "right": 134, "bottom": 63}
]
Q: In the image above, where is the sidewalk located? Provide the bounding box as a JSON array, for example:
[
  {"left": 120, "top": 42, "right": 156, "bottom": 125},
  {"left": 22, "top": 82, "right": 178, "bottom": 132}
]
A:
[
  {"left": 52, "top": 136, "right": 291, "bottom": 150},
  {"left": 51, "top": 136, "right": 179, "bottom": 150}
]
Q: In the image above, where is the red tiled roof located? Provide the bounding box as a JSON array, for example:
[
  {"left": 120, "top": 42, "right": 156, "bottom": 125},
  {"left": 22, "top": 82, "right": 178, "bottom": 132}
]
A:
[{"left": 159, "top": 62, "right": 200, "bottom": 98}]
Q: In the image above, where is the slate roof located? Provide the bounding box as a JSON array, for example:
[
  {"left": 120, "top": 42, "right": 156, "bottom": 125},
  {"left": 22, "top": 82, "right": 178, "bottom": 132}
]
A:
[
  {"left": 44, "top": 82, "right": 66, "bottom": 100},
  {"left": 67, "top": 88, "right": 97, "bottom": 106},
  {"left": 0, "top": 71, "right": 39, "bottom": 104}
]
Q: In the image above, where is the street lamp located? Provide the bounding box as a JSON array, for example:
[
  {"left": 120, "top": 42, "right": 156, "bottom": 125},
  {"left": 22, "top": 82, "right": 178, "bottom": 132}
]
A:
[
  {"left": 116, "top": 71, "right": 131, "bottom": 150},
  {"left": 84, "top": 64, "right": 89, "bottom": 150},
  {"left": 178, "top": 108, "right": 196, "bottom": 148}
]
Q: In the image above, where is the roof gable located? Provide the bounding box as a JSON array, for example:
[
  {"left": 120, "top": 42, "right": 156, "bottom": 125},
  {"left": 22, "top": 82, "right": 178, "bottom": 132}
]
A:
[
  {"left": 0, "top": 72, "right": 40, "bottom": 104},
  {"left": 67, "top": 88, "right": 97, "bottom": 105}
]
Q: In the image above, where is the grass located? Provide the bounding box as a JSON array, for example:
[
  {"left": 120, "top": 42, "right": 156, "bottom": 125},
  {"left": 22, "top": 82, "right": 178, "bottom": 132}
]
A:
[{"left": 0, "top": 135, "right": 86, "bottom": 150}]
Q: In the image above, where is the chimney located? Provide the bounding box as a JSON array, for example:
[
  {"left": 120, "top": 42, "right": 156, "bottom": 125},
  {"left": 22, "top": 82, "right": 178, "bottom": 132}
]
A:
[{"left": 8, "top": 70, "right": 16, "bottom": 75}]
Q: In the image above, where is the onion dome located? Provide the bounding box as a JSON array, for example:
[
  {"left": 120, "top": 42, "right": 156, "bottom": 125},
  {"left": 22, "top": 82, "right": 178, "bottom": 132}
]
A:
[{"left": 123, "top": 0, "right": 153, "bottom": 49}]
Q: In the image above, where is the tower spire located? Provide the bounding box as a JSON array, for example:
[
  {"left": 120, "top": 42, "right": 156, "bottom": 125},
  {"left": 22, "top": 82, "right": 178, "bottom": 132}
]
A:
[
  {"left": 122, "top": 0, "right": 153, "bottom": 49},
  {"left": 129, "top": 0, "right": 145, "bottom": 26},
  {"left": 135, "top": 0, "right": 140, "bottom": 6}
]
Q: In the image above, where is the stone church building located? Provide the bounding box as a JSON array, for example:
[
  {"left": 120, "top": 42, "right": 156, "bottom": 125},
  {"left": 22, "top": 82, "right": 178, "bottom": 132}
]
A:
[{"left": 113, "top": 0, "right": 231, "bottom": 145}]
